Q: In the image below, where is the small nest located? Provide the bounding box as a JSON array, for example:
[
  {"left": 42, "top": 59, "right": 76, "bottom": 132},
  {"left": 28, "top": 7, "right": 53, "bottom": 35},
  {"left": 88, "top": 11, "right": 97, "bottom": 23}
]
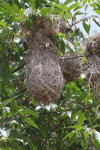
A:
[
  {"left": 84, "top": 32, "right": 100, "bottom": 58},
  {"left": 86, "top": 56, "right": 100, "bottom": 91},
  {"left": 58, "top": 52, "right": 82, "bottom": 82},
  {"left": 25, "top": 52, "right": 63, "bottom": 104}
]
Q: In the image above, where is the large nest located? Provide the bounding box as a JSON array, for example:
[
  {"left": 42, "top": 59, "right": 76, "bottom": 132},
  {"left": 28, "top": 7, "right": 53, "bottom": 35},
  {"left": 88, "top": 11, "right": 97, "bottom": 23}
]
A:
[
  {"left": 25, "top": 51, "right": 63, "bottom": 104},
  {"left": 58, "top": 52, "right": 82, "bottom": 82},
  {"left": 84, "top": 32, "right": 100, "bottom": 58}
]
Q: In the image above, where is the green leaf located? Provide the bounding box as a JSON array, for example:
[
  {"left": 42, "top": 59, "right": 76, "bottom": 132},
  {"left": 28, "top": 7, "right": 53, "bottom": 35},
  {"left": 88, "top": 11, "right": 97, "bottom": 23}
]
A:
[
  {"left": 74, "top": 11, "right": 84, "bottom": 15},
  {"left": 18, "top": 112, "right": 39, "bottom": 129},
  {"left": 10, "top": 99, "right": 17, "bottom": 113},
  {"left": 68, "top": 134, "right": 76, "bottom": 146},
  {"left": 94, "top": 9, "right": 100, "bottom": 15},
  {"left": 1, "top": 2, "right": 12, "bottom": 10},
  {"left": 81, "top": 135, "right": 87, "bottom": 147},
  {"left": 0, "top": 21, "right": 6, "bottom": 27},
  {"left": 50, "top": 9, "right": 62, "bottom": 14},
  {"left": 9, "top": 140, "right": 21, "bottom": 150},
  {"left": 63, "top": 131, "right": 75, "bottom": 140},
  {"left": 63, "top": 126, "right": 85, "bottom": 140},
  {"left": 93, "top": 19, "right": 100, "bottom": 27},
  {"left": 74, "top": 6, "right": 83, "bottom": 11},
  {"left": 68, "top": 3, "right": 80, "bottom": 11},
  {"left": 0, "top": 98, "right": 13, "bottom": 111},
  {"left": 64, "top": 0, "right": 74, "bottom": 5},
  {"left": 21, "top": 109, "right": 38, "bottom": 117},
  {"left": 12, "top": 4, "right": 19, "bottom": 14},
  {"left": 19, "top": 9, "right": 25, "bottom": 17},
  {"left": 97, "top": 0, "right": 100, "bottom": 4},
  {"left": 83, "top": 0, "right": 87, "bottom": 6},
  {"left": 28, "top": 0, "right": 35, "bottom": 7},
  {"left": 54, "top": 4, "right": 65, "bottom": 10},
  {"left": 77, "top": 111, "right": 85, "bottom": 126},
  {"left": 75, "top": 92, "right": 88, "bottom": 103},
  {"left": 93, "top": 2, "right": 100, "bottom": 8},
  {"left": 41, "top": 7, "right": 52, "bottom": 16},
  {"left": 40, "top": 7, "right": 47, "bottom": 16},
  {"left": 24, "top": 118, "right": 39, "bottom": 129},
  {"left": 65, "top": 12, "right": 71, "bottom": 21},
  {"left": 89, "top": 4, "right": 96, "bottom": 8},
  {"left": 71, "top": 110, "right": 80, "bottom": 118},
  {"left": 75, "top": 126, "right": 85, "bottom": 132},
  {"left": 94, "top": 139, "right": 100, "bottom": 149},
  {"left": 13, "top": 17, "right": 21, "bottom": 22},
  {"left": 83, "top": 20, "right": 90, "bottom": 34}
]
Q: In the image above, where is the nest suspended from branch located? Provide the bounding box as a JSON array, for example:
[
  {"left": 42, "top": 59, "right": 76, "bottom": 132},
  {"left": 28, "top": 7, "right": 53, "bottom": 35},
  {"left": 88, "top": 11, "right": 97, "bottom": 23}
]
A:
[
  {"left": 25, "top": 51, "right": 63, "bottom": 104},
  {"left": 58, "top": 52, "right": 82, "bottom": 82},
  {"left": 84, "top": 32, "right": 100, "bottom": 58}
]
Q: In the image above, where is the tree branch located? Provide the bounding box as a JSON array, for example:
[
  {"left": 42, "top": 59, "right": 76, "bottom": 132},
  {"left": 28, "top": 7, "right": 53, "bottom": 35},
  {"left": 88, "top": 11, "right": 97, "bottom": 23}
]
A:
[
  {"left": 12, "top": 61, "right": 25, "bottom": 73},
  {"left": 39, "top": 102, "right": 100, "bottom": 115}
]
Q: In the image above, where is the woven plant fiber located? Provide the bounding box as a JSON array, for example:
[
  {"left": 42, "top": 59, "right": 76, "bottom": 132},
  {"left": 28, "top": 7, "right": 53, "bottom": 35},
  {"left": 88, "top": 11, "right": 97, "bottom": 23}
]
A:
[
  {"left": 58, "top": 52, "right": 82, "bottom": 82},
  {"left": 25, "top": 51, "right": 63, "bottom": 104},
  {"left": 84, "top": 32, "right": 100, "bottom": 58},
  {"left": 86, "top": 56, "right": 100, "bottom": 88}
]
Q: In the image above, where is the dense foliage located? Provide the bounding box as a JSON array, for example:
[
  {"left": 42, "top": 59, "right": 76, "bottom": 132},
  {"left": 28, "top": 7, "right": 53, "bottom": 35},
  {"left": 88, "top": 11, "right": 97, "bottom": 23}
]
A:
[{"left": 1, "top": 0, "right": 100, "bottom": 149}]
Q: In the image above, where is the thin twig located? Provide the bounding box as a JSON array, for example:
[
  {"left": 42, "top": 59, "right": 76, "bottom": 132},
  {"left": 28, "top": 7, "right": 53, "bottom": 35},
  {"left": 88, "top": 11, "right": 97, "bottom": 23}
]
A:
[
  {"left": 39, "top": 102, "right": 100, "bottom": 115},
  {"left": 12, "top": 62, "right": 25, "bottom": 73}
]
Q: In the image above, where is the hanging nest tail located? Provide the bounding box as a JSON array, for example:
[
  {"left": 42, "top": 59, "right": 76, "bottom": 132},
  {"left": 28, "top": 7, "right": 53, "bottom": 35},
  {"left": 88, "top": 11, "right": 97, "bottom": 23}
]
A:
[
  {"left": 25, "top": 49, "right": 63, "bottom": 104},
  {"left": 58, "top": 52, "right": 82, "bottom": 82},
  {"left": 84, "top": 32, "right": 100, "bottom": 58}
]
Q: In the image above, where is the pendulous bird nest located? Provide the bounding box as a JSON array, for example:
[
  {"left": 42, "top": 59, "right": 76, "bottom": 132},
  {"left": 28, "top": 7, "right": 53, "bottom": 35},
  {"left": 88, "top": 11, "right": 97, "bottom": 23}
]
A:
[
  {"left": 25, "top": 50, "right": 63, "bottom": 104},
  {"left": 58, "top": 52, "right": 82, "bottom": 82},
  {"left": 23, "top": 15, "right": 67, "bottom": 104},
  {"left": 84, "top": 32, "right": 100, "bottom": 58}
]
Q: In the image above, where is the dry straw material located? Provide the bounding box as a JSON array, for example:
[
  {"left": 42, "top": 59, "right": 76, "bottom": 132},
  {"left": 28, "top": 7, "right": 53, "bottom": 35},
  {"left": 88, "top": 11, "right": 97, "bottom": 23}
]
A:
[
  {"left": 58, "top": 52, "right": 82, "bottom": 82},
  {"left": 86, "top": 56, "right": 100, "bottom": 89},
  {"left": 25, "top": 50, "right": 63, "bottom": 104},
  {"left": 85, "top": 33, "right": 100, "bottom": 94},
  {"left": 84, "top": 32, "right": 100, "bottom": 58}
]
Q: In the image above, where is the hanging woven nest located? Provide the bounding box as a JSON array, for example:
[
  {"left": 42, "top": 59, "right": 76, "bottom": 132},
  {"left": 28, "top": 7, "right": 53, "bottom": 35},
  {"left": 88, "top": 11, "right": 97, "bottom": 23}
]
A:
[
  {"left": 84, "top": 32, "right": 100, "bottom": 58},
  {"left": 25, "top": 50, "right": 63, "bottom": 104},
  {"left": 58, "top": 52, "right": 82, "bottom": 82}
]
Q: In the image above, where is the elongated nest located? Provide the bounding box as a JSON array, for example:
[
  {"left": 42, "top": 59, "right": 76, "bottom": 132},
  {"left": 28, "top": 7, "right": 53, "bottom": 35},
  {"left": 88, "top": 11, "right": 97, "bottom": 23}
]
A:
[
  {"left": 84, "top": 32, "right": 100, "bottom": 58},
  {"left": 25, "top": 52, "right": 63, "bottom": 104},
  {"left": 58, "top": 52, "right": 82, "bottom": 82}
]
